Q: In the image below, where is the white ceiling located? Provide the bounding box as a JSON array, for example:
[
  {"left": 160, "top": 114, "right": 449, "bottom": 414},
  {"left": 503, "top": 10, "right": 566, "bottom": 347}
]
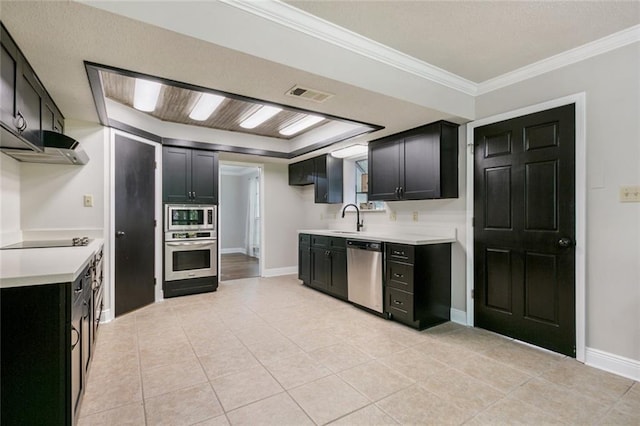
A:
[
  {"left": 284, "top": 0, "right": 640, "bottom": 83},
  {"left": 2, "top": 1, "right": 638, "bottom": 154}
]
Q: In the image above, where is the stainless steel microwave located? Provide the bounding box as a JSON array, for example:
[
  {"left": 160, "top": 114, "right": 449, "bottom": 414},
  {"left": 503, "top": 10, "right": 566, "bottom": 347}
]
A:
[{"left": 165, "top": 205, "right": 216, "bottom": 232}]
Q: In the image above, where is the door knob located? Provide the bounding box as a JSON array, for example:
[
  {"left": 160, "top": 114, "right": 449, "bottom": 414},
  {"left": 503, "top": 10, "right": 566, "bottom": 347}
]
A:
[
  {"left": 558, "top": 237, "right": 573, "bottom": 248},
  {"left": 116, "top": 231, "right": 126, "bottom": 238}
]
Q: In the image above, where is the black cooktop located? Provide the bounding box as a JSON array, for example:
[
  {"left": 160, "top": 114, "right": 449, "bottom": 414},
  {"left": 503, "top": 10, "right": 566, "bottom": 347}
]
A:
[{"left": 1, "top": 237, "right": 92, "bottom": 250}]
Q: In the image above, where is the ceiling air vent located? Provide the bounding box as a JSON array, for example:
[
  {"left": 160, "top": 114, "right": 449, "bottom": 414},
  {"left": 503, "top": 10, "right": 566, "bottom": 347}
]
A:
[{"left": 286, "top": 85, "right": 334, "bottom": 103}]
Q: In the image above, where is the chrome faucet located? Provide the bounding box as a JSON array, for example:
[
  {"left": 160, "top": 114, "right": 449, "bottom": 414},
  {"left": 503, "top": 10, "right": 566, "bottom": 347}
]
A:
[{"left": 341, "top": 203, "right": 363, "bottom": 232}]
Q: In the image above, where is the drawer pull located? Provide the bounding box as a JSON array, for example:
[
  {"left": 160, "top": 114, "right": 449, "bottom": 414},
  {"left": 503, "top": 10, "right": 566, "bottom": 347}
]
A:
[
  {"left": 392, "top": 250, "right": 406, "bottom": 257},
  {"left": 393, "top": 273, "right": 403, "bottom": 278},
  {"left": 393, "top": 300, "right": 403, "bottom": 305}
]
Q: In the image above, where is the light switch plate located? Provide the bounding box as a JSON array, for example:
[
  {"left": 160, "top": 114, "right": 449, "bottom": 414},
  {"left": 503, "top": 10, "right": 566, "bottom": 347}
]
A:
[
  {"left": 620, "top": 186, "right": 640, "bottom": 202},
  {"left": 412, "top": 211, "right": 419, "bottom": 221},
  {"left": 389, "top": 211, "right": 397, "bottom": 221},
  {"left": 83, "top": 194, "right": 93, "bottom": 207}
]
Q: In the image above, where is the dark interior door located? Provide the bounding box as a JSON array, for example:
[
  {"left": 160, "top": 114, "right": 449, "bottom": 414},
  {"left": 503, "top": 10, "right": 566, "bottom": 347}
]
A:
[
  {"left": 115, "top": 135, "right": 155, "bottom": 316},
  {"left": 474, "top": 104, "right": 576, "bottom": 356}
]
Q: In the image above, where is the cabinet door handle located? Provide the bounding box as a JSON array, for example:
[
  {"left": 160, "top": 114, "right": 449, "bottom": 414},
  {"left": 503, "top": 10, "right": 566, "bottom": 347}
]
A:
[
  {"left": 399, "top": 187, "right": 404, "bottom": 198},
  {"left": 192, "top": 191, "right": 196, "bottom": 199},
  {"left": 14, "top": 111, "right": 27, "bottom": 132},
  {"left": 393, "top": 273, "right": 403, "bottom": 278},
  {"left": 393, "top": 300, "right": 403, "bottom": 305},
  {"left": 392, "top": 250, "right": 405, "bottom": 257},
  {"left": 71, "top": 325, "right": 80, "bottom": 349}
]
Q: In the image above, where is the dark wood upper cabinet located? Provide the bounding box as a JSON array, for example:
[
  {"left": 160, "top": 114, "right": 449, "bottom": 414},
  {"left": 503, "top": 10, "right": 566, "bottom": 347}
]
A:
[
  {"left": 0, "top": 23, "right": 64, "bottom": 152},
  {"left": 191, "top": 150, "right": 218, "bottom": 204},
  {"left": 368, "top": 120, "right": 458, "bottom": 201},
  {"left": 314, "top": 155, "right": 343, "bottom": 204},
  {"left": 288, "top": 154, "right": 343, "bottom": 204},
  {"left": 163, "top": 146, "right": 218, "bottom": 204},
  {"left": 288, "top": 158, "right": 314, "bottom": 185}
]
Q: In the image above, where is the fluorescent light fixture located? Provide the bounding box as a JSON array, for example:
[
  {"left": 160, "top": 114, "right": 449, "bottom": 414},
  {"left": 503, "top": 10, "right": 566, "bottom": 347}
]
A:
[
  {"left": 279, "top": 114, "right": 324, "bottom": 136},
  {"left": 330, "top": 144, "right": 368, "bottom": 158},
  {"left": 133, "top": 79, "right": 162, "bottom": 112},
  {"left": 189, "top": 93, "right": 226, "bottom": 121},
  {"left": 240, "top": 105, "right": 282, "bottom": 129}
]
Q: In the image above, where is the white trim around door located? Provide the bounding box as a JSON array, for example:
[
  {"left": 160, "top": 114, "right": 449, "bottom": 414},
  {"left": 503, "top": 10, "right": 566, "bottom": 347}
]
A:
[
  {"left": 465, "top": 92, "right": 587, "bottom": 362},
  {"left": 218, "top": 160, "right": 265, "bottom": 280}
]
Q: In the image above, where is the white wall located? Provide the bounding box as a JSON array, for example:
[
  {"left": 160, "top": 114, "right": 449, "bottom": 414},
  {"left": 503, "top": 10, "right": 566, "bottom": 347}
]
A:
[
  {"left": 475, "top": 43, "right": 640, "bottom": 362},
  {"left": 0, "top": 153, "right": 22, "bottom": 245},
  {"left": 220, "top": 174, "right": 249, "bottom": 252},
  {"left": 20, "top": 120, "right": 107, "bottom": 236}
]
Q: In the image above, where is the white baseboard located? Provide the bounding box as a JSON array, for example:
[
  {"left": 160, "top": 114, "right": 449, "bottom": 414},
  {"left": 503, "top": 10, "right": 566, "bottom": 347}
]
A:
[
  {"left": 220, "top": 247, "right": 247, "bottom": 255},
  {"left": 262, "top": 266, "right": 297, "bottom": 277},
  {"left": 450, "top": 308, "right": 467, "bottom": 325},
  {"left": 100, "top": 308, "right": 114, "bottom": 323},
  {"left": 585, "top": 347, "right": 640, "bottom": 381}
]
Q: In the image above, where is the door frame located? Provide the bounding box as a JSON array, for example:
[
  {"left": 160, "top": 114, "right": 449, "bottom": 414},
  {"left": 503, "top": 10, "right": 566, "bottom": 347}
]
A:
[
  {"left": 465, "top": 93, "right": 586, "bottom": 361},
  {"left": 105, "top": 129, "right": 162, "bottom": 322},
  {"left": 218, "top": 160, "right": 265, "bottom": 279}
]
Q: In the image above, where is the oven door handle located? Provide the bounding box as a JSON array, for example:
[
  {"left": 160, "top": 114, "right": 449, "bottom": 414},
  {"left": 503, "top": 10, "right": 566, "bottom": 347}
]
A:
[{"left": 166, "top": 241, "right": 216, "bottom": 247}]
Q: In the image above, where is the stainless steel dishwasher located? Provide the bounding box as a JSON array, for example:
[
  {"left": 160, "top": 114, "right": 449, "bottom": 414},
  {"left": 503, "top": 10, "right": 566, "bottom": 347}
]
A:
[{"left": 346, "top": 239, "right": 384, "bottom": 313}]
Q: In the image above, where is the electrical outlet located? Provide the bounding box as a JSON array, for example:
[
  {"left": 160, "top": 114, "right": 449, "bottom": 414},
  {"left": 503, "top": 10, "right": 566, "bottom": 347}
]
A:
[
  {"left": 620, "top": 185, "right": 640, "bottom": 202},
  {"left": 83, "top": 194, "right": 93, "bottom": 207},
  {"left": 389, "top": 211, "right": 397, "bottom": 221},
  {"left": 412, "top": 211, "right": 419, "bottom": 221}
]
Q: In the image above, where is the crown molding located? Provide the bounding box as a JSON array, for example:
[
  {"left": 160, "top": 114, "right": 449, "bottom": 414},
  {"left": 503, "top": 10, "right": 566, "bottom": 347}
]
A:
[
  {"left": 222, "top": 0, "right": 478, "bottom": 96},
  {"left": 477, "top": 24, "right": 640, "bottom": 95},
  {"left": 225, "top": 1, "right": 640, "bottom": 99}
]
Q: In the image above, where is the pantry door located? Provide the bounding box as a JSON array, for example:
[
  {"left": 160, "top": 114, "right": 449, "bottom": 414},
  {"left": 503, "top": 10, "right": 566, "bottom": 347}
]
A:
[
  {"left": 114, "top": 134, "right": 156, "bottom": 316},
  {"left": 474, "top": 104, "right": 576, "bottom": 357}
]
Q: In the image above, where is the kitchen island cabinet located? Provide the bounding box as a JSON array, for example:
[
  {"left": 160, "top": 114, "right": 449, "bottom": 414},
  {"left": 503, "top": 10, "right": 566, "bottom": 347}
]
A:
[
  {"left": 368, "top": 120, "right": 458, "bottom": 201},
  {"left": 163, "top": 146, "right": 218, "bottom": 204}
]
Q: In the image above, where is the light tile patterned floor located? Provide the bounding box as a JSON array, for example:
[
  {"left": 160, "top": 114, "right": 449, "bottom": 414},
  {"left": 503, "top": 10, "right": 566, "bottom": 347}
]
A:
[{"left": 79, "top": 275, "right": 639, "bottom": 425}]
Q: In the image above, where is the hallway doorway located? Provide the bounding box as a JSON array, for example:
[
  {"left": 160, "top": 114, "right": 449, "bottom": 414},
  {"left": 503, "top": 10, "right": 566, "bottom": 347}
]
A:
[{"left": 219, "top": 163, "right": 262, "bottom": 281}]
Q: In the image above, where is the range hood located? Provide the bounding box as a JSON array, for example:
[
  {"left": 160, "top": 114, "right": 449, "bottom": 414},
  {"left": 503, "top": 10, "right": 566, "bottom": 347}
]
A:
[{"left": 2, "top": 131, "right": 89, "bottom": 165}]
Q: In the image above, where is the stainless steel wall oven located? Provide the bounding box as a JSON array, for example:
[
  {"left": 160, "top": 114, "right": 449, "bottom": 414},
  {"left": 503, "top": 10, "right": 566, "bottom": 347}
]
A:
[{"left": 163, "top": 204, "right": 218, "bottom": 297}]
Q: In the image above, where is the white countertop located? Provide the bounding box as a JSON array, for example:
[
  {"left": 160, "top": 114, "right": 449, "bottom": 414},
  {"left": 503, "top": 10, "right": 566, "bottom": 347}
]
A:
[
  {"left": 0, "top": 239, "right": 104, "bottom": 289},
  {"left": 298, "top": 229, "right": 456, "bottom": 245}
]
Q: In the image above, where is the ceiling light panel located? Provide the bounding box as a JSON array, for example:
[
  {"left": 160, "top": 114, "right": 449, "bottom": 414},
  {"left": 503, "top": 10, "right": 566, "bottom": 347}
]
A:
[
  {"left": 280, "top": 114, "right": 325, "bottom": 136},
  {"left": 330, "top": 144, "right": 368, "bottom": 158},
  {"left": 189, "top": 93, "right": 226, "bottom": 121},
  {"left": 133, "top": 79, "right": 162, "bottom": 112},
  {"left": 100, "top": 71, "right": 380, "bottom": 141},
  {"left": 240, "top": 105, "right": 283, "bottom": 129}
]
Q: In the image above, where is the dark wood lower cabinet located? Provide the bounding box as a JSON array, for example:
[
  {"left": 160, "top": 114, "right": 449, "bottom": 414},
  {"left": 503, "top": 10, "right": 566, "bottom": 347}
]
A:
[
  {"left": 1, "top": 262, "right": 99, "bottom": 425},
  {"left": 385, "top": 243, "right": 452, "bottom": 330},
  {"left": 298, "top": 234, "right": 451, "bottom": 330},
  {"left": 299, "top": 234, "right": 348, "bottom": 301}
]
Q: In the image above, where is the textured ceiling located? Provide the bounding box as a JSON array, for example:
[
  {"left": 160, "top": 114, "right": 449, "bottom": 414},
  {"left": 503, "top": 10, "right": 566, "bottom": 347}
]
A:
[
  {"left": 285, "top": 0, "right": 640, "bottom": 82},
  {"left": 1, "top": 1, "right": 448, "bottom": 140}
]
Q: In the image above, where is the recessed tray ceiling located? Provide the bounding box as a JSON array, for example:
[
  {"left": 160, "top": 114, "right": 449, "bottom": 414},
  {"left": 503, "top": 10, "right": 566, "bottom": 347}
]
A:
[{"left": 101, "top": 70, "right": 353, "bottom": 140}]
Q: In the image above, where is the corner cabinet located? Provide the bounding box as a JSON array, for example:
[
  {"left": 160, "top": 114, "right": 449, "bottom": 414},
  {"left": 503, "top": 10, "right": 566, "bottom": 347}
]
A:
[
  {"left": 288, "top": 155, "right": 343, "bottom": 204},
  {"left": 0, "top": 23, "right": 64, "bottom": 152},
  {"left": 163, "top": 146, "right": 218, "bottom": 204},
  {"left": 368, "top": 120, "right": 458, "bottom": 201},
  {"left": 384, "top": 242, "right": 452, "bottom": 330}
]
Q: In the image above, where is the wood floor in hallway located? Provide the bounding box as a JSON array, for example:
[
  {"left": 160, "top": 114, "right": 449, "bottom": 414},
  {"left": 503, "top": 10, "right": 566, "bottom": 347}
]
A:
[{"left": 220, "top": 253, "right": 259, "bottom": 281}]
